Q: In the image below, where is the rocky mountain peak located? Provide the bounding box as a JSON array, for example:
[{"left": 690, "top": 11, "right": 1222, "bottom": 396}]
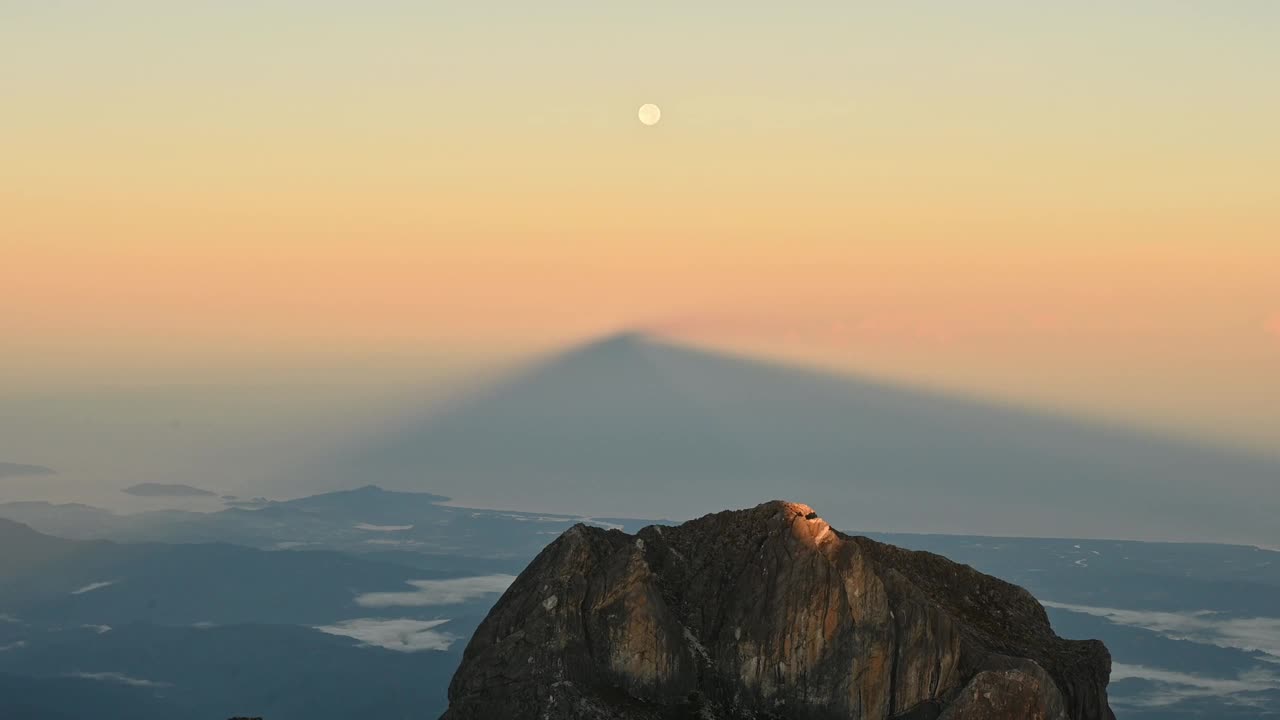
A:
[{"left": 442, "top": 501, "right": 1114, "bottom": 720}]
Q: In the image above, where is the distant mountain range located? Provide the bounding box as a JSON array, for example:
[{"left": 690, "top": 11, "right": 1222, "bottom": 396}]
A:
[
  {"left": 0, "top": 463, "right": 54, "bottom": 480},
  {"left": 0, "top": 485, "right": 639, "bottom": 570},
  {"left": 322, "top": 332, "right": 1280, "bottom": 546}
]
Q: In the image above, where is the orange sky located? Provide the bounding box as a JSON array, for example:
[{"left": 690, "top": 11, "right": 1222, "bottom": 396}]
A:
[{"left": 2, "top": 1, "right": 1278, "bottom": 453}]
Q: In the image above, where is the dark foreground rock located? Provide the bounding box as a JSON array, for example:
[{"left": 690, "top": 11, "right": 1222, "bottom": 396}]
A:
[{"left": 442, "top": 501, "right": 1114, "bottom": 720}]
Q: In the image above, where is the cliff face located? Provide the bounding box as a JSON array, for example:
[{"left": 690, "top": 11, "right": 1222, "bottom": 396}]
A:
[{"left": 442, "top": 502, "right": 1114, "bottom": 720}]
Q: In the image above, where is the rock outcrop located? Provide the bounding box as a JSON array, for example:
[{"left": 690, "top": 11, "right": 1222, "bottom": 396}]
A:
[{"left": 442, "top": 501, "right": 1114, "bottom": 720}]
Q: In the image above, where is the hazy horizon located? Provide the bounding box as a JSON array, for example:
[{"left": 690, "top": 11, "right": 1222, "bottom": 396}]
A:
[{"left": 5, "top": 331, "right": 1278, "bottom": 547}]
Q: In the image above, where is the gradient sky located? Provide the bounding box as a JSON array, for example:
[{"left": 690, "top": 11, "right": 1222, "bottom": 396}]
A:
[{"left": 3, "top": 1, "right": 1278, "bottom": 455}]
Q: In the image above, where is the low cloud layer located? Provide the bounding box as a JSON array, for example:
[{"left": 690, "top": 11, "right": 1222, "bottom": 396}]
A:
[
  {"left": 0, "top": 462, "right": 55, "bottom": 479},
  {"left": 361, "top": 538, "right": 423, "bottom": 547},
  {"left": 354, "top": 523, "right": 413, "bottom": 532},
  {"left": 1046, "top": 600, "right": 1280, "bottom": 709},
  {"left": 355, "top": 574, "right": 516, "bottom": 608},
  {"left": 122, "top": 483, "right": 215, "bottom": 497},
  {"left": 1042, "top": 600, "right": 1280, "bottom": 660},
  {"left": 70, "top": 672, "right": 168, "bottom": 688},
  {"left": 1111, "top": 663, "right": 1280, "bottom": 707},
  {"left": 315, "top": 618, "right": 455, "bottom": 652},
  {"left": 70, "top": 580, "right": 116, "bottom": 595}
]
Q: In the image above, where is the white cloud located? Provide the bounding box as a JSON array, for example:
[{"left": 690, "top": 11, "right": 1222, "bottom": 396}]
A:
[
  {"left": 355, "top": 574, "right": 516, "bottom": 608},
  {"left": 314, "top": 618, "right": 456, "bottom": 652},
  {"left": 581, "top": 518, "right": 625, "bottom": 531},
  {"left": 69, "top": 672, "right": 169, "bottom": 688},
  {"left": 1110, "top": 664, "right": 1280, "bottom": 707},
  {"left": 355, "top": 523, "right": 414, "bottom": 532},
  {"left": 82, "top": 624, "right": 112, "bottom": 634},
  {"left": 1041, "top": 600, "right": 1280, "bottom": 660},
  {"left": 362, "top": 538, "right": 423, "bottom": 547},
  {"left": 0, "top": 641, "right": 27, "bottom": 652},
  {"left": 70, "top": 580, "right": 116, "bottom": 595},
  {"left": 0, "top": 614, "right": 18, "bottom": 624},
  {"left": 469, "top": 510, "right": 625, "bottom": 532}
]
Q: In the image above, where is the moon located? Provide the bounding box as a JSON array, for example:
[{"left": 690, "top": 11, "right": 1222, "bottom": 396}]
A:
[{"left": 638, "top": 103, "right": 661, "bottom": 126}]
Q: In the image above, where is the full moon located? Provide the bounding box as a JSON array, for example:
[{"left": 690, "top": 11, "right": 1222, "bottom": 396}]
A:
[{"left": 638, "top": 103, "right": 661, "bottom": 126}]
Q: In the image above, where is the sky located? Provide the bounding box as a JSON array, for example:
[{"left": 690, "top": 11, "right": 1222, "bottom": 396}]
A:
[{"left": 3, "top": 1, "right": 1278, "bottom": 474}]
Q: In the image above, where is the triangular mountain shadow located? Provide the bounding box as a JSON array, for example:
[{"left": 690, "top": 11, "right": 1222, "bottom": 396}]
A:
[{"left": 324, "top": 332, "right": 1280, "bottom": 545}]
